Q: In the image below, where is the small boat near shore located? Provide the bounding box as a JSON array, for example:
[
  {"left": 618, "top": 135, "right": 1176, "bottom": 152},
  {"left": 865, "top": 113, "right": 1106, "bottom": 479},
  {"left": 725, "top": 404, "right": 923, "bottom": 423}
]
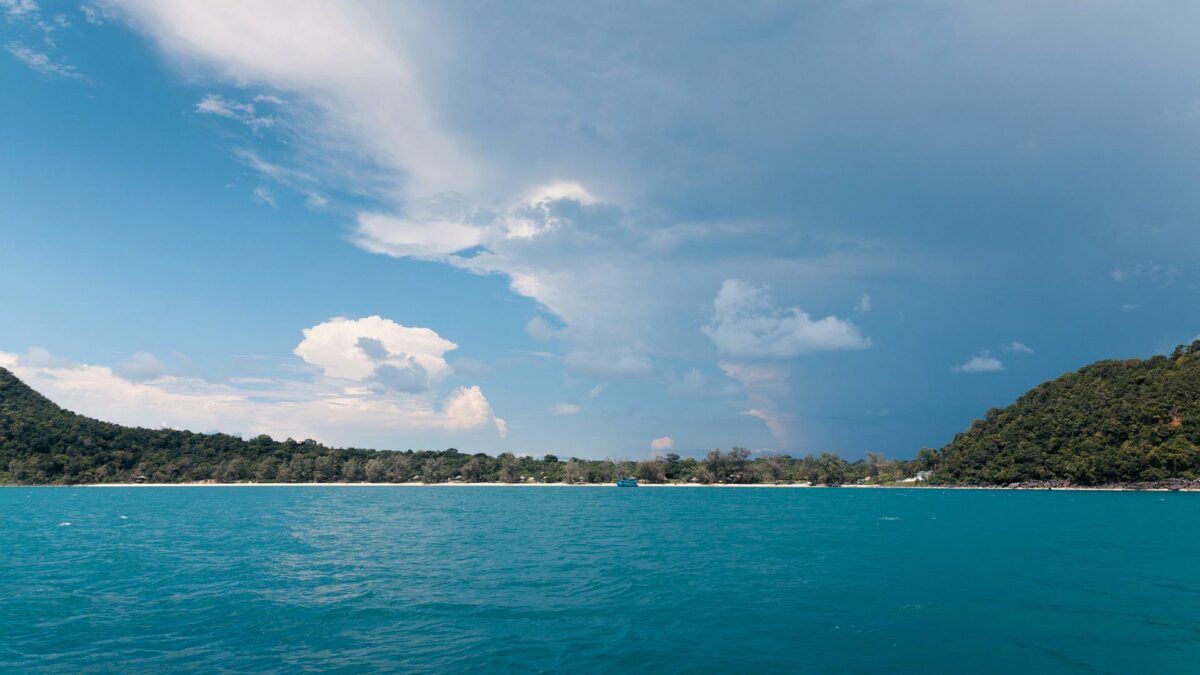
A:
[{"left": 617, "top": 478, "right": 638, "bottom": 487}]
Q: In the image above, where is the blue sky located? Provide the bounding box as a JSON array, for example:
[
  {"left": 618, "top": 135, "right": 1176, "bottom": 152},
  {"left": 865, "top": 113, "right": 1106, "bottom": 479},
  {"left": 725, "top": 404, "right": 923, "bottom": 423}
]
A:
[{"left": 2, "top": 1, "right": 1199, "bottom": 459}]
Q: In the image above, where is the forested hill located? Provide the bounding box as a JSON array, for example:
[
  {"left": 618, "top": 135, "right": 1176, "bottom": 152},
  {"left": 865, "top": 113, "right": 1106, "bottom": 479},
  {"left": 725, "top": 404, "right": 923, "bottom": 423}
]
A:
[
  {"left": 0, "top": 367, "right": 913, "bottom": 485},
  {"left": 931, "top": 341, "right": 1200, "bottom": 485},
  {"left": 0, "top": 366, "right": 389, "bottom": 484}
]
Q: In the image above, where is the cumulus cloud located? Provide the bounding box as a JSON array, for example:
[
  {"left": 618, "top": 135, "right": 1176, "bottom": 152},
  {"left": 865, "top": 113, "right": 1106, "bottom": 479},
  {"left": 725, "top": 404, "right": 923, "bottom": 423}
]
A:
[
  {"left": 550, "top": 402, "right": 581, "bottom": 416},
  {"left": 0, "top": 339, "right": 505, "bottom": 446},
  {"left": 370, "top": 361, "right": 429, "bottom": 394},
  {"left": 650, "top": 435, "right": 674, "bottom": 451},
  {"left": 293, "top": 315, "right": 457, "bottom": 392},
  {"left": 953, "top": 352, "right": 1005, "bottom": 374},
  {"left": 703, "top": 279, "right": 870, "bottom": 359}
]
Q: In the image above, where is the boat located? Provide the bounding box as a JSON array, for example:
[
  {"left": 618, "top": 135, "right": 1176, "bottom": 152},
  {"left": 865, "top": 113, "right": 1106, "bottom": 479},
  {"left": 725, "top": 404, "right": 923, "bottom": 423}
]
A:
[{"left": 616, "top": 478, "right": 638, "bottom": 487}]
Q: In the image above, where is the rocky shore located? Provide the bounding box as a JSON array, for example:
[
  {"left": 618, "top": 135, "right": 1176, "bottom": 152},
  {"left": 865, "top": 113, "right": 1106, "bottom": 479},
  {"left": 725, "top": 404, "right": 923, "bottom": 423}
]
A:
[{"left": 983, "top": 478, "right": 1200, "bottom": 491}]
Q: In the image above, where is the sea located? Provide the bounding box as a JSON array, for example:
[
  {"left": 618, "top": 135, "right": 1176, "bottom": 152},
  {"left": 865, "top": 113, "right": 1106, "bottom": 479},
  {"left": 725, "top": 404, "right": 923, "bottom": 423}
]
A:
[{"left": 2, "top": 486, "right": 1198, "bottom": 673}]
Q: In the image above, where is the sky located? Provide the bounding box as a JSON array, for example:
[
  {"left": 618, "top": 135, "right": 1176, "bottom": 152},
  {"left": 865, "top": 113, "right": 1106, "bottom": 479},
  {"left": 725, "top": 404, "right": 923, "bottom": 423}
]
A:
[{"left": 2, "top": 1, "right": 1199, "bottom": 460}]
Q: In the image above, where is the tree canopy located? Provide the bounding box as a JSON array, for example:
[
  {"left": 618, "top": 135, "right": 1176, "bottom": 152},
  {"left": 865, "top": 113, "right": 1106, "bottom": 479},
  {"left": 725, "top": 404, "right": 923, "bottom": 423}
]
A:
[
  {"left": 928, "top": 340, "right": 1200, "bottom": 485},
  {"left": 8, "top": 341, "right": 1198, "bottom": 487},
  {"left": 0, "top": 367, "right": 905, "bottom": 485}
]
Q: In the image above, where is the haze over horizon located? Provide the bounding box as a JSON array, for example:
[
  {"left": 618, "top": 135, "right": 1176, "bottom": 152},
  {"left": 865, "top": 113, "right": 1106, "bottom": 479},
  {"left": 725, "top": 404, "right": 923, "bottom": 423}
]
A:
[{"left": 3, "top": 1, "right": 1200, "bottom": 459}]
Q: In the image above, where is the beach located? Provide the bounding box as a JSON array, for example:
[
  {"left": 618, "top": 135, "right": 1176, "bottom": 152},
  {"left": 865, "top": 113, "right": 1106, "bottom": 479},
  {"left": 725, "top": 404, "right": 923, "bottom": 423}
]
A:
[{"left": 47, "top": 481, "right": 1200, "bottom": 491}]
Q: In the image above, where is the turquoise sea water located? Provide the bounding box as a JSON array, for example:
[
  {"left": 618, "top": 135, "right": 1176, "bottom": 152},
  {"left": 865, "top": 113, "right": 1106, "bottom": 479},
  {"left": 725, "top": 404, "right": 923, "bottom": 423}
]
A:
[{"left": 2, "top": 487, "right": 1199, "bottom": 673}]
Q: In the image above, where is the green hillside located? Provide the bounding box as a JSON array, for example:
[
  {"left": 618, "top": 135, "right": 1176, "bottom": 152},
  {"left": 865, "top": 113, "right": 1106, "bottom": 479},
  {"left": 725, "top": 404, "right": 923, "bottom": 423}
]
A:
[
  {"left": 0, "top": 367, "right": 887, "bottom": 485},
  {"left": 931, "top": 341, "right": 1200, "bottom": 485}
]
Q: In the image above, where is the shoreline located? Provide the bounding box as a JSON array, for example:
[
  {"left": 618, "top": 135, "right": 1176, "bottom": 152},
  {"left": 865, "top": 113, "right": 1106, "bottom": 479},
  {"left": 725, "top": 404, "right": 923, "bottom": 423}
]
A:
[{"left": 4, "top": 481, "right": 1198, "bottom": 492}]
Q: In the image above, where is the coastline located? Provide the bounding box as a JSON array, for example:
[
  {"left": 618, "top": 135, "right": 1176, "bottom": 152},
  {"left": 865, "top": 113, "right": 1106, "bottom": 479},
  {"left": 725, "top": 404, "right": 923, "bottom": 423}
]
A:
[{"left": 5, "top": 481, "right": 1197, "bottom": 491}]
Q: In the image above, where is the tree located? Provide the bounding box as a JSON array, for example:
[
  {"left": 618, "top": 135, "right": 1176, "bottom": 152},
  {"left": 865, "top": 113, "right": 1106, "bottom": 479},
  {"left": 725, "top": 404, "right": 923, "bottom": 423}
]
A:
[
  {"left": 499, "top": 452, "right": 520, "bottom": 482},
  {"left": 364, "top": 457, "right": 388, "bottom": 483},
  {"left": 635, "top": 459, "right": 665, "bottom": 483},
  {"left": 663, "top": 453, "right": 682, "bottom": 479},
  {"left": 423, "top": 457, "right": 450, "bottom": 483},
  {"left": 314, "top": 454, "right": 339, "bottom": 482},
  {"left": 341, "top": 458, "right": 365, "bottom": 482},
  {"left": 460, "top": 457, "right": 487, "bottom": 482},
  {"left": 218, "top": 457, "right": 246, "bottom": 483}
]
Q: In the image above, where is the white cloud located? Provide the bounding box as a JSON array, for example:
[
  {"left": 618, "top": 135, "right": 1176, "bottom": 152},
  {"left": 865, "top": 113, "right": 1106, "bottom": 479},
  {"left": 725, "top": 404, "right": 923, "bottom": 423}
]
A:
[
  {"left": 253, "top": 185, "right": 276, "bottom": 208},
  {"left": 5, "top": 42, "right": 85, "bottom": 80},
  {"left": 293, "top": 315, "right": 457, "bottom": 392},
  {"left": 650, "top": 435, "right": 674, "bottom": 451},
  {"left": 110, "top": 1, "right": 898, "bottom": 388},
  {"left": 550, "top": 402, "right": 581, "bottom": 416},
  {"left": 195, "top": 93, "right": 275, "bottom": 131},
  {"left": 114, "top": 0, "right": 475, "bottom": 197},
  {"left": 2, "top": 0, "right": 39, "bottom": 18},
  {"left": 0, "top": 338, "right": 505, "bottom": 446},
  {"left": 1001, "top": 341, "right": 1034, "bottom": 354},
  {"left": 79, "top": 3, "right": 114, "bottom": 25},
  {"left": 1120, "top": 304, "right": 1139, "bottom": 312},
  {"left": 523, "top": 181, "right": 596, "bottom": 208},
  {"left": 353, "top": 212, "right": 484, "bottom": 259},
  {"left": 953, "top": 352, "right": 1005, "bottom": 374},
  {"left": 855, "top": 293, "right": 872, "bottom": 314},
  {"left": 703, "top": 279, "right": 871, "bottom": 359}
]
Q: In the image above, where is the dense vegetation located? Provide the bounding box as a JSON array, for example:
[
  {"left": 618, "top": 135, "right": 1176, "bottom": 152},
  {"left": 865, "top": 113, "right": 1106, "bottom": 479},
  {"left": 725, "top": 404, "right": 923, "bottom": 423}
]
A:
[
  {"left": 928, "top": 340, "right": 1200, "bottom": 485},
  {"left": 0, "top": 367, "right": 918, "bottom": 485},
  {"left": 7, "top": 341, "right": 1199, "bottom": 486}
]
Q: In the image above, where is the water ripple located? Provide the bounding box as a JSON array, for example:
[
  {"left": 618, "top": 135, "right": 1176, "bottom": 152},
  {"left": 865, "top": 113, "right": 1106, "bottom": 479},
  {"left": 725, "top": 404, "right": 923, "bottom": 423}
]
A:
[{"left": 2, "top": 487, "right": 1200, "bottom": 672}]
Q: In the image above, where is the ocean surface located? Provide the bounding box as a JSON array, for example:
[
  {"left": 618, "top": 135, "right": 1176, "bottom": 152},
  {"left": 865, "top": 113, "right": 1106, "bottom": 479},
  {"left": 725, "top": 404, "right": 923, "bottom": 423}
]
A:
[{"left": 2, "top": 487, "right": 1199, "bottom": 673}]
